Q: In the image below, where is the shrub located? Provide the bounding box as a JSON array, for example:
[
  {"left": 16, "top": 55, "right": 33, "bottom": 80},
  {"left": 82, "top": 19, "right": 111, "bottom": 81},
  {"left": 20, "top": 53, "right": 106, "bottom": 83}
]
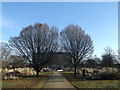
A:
[
  {"left": 100, "top": 71, "right": 117, "bottom": 80},
  {"left": 116, "top": 72, "right": 120, "bottom": 79}
]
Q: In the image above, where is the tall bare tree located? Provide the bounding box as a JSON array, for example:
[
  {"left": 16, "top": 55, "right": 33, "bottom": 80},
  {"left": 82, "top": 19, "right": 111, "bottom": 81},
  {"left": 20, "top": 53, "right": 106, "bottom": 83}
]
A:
[
  {"left": 9, "top": 23, "right": 59, "bottom": 76},
  {"left": 60, "top": 24, "right": 94, "bottom": 76}
]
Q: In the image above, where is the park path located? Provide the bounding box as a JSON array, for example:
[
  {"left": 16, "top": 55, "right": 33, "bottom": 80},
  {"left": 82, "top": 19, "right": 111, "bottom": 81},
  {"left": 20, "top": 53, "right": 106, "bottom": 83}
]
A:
[{"left": 42, "top": 71, "right": 76, "bottom": 89}]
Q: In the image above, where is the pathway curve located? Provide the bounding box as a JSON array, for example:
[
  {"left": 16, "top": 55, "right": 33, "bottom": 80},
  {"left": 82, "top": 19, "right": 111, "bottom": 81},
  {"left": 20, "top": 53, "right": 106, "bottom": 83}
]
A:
[{"left": 42, "top": 71, "right": 76, "bottom": 89}]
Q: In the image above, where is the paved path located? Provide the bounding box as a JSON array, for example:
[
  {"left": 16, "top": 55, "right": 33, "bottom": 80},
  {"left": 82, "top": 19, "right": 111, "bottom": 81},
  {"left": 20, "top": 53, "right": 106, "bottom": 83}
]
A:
[{"left": 43, "top": 71, "right": 76, "bottom": 89}]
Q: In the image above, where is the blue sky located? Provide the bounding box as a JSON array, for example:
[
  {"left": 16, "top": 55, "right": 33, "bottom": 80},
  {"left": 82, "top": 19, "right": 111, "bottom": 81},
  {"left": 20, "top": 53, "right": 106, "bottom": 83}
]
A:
[{"left": 2, "top": 2, "right": 118, "bottom": 57}]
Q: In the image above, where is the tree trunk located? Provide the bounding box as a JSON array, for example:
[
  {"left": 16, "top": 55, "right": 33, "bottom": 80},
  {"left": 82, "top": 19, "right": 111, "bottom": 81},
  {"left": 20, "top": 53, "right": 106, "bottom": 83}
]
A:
[
  {"left": 36, "top": 71, "right": 39, "bottom": 76},
  {"left": 74, "top": 65, "right": 77, "bottom": 76}
]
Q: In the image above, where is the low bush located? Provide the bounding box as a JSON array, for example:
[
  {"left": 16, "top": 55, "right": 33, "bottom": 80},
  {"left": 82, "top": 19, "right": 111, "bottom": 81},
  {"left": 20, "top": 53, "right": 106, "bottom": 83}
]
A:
[
  {"left": 116, "top": 72, "right": 120, "bottom": 79},
  {"left": 100, "top": 71, "right": 117, "bottom": 80}
]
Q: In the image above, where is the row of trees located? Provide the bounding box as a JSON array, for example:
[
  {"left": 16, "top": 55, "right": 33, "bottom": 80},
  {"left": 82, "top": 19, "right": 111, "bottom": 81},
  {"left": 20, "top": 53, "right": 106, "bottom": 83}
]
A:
[
  {"left": 84, "top": 47, "right": 119, "bottom": 68},
  {"left": 0, "top": 23, "right": 119, "bottom": 76},
  {"left": 58, "top": 47, "right": 119, "bottom": 69}
]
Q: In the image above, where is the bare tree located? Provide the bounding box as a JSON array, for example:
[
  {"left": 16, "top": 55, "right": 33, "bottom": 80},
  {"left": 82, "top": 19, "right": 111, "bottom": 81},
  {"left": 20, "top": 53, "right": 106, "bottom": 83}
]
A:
[
  {"left": 9, "top": 23, "right": 59, "bottom": 76},
  {"left": 0, "top": 42, "right": 11, "bottom": 69},
  {"left": 0, "top": 42, "right": 11, "bottom": 61},
  {"left": 60, "top": 24, "right": 94, "bottom": 76},
  {"left": 101, "top": 47, "right": 117, "bottom": 67},
  {"left": 10, "top": 55, "right": 29, "bottom": 68}
]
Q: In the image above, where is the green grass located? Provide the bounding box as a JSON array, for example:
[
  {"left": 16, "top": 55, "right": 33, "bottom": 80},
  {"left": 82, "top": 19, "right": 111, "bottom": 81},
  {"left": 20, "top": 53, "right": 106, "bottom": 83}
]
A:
[
  {"left": 2, "top": 72, "right": 52, "bottom": 88},
  {"left": 39, "top": 72, "right": 52, "bottom": 75},
  {"left": 62, "top": 72, "right": 120, "bottom": 88},
  {"left": 61, "top": 72, "right": 74, "bottom": 74}
]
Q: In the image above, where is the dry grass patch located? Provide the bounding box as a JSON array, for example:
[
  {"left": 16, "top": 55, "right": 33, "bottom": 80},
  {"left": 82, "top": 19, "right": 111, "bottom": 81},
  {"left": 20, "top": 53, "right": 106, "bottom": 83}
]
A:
[{"left": 2, "top": 72, "right": 52, "bottom": 88}]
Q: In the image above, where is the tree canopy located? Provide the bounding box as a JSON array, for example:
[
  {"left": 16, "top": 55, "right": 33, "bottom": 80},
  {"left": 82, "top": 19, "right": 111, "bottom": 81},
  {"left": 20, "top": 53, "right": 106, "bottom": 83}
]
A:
[
  {"left": 9, "top": 23, "right": 59, "bottom": 76},
  {"left": 60, "top": 24, "right": 94, "bottom": 76}
]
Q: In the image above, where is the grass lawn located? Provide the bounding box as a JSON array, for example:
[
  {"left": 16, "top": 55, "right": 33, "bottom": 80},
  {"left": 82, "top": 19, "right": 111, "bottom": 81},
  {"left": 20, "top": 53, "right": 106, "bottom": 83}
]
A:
[
  {"left": 39, "top": 72, "right": 52, "bottom": 75},
  {"left": 62, "top": 72, "right": 120, "bottom": 89},
  {"left": 2, "top": 72, "right": 52, "bottom": 88}
]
